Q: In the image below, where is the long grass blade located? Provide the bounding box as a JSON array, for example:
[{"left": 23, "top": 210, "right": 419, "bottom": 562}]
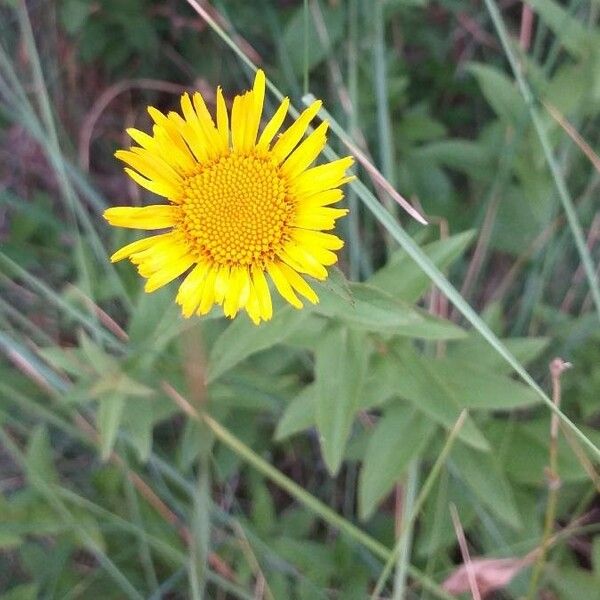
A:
[{"left": 482, "top": 0, "right": 600, "bottom": 320}]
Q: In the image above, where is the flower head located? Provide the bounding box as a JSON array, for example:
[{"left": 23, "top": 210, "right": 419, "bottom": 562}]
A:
[{"left": 104, "top": 70, "right": 353, "bottom": 324}]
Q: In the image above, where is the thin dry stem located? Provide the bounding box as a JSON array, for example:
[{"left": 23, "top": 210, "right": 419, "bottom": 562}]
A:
[
  {"left": 543, "top": 101, "right": 600, "bottom": 174},
  {"left": 560, "top": 213, "right": 600, "bottom": 313},
  {"left": 67, "top": 284, "right": 129, "bottom": 341},
  {"left": 232, "top": 522, "right": 275, "bottom": 600},
  {"left": 519, "top": 3, "right": 534, "bottom": 51},
  {"left": 332, "top": 129, "right": 428, "bottom": 225},
  {"left": 560, "top": 423, "right": 600, "bottom": 495},
  {"left": 527, "top": 357, "right": 572, "bottom": 599},
  {"left": 78, "top": 79, "right": 187, "bottom": 171},
  {"left": 449, "top": 503, "right": 482, "bottom": 600}
]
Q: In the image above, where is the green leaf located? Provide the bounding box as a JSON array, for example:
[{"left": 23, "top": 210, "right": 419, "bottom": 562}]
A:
[
  {"left": 468, "top": 63, "right": 526, "bottom": 124},
  {"left": 451, "top": 442, "right": 522, "bottom": 529},
  {"left": 97, "top": 394, "right": 125, "bottom": 461},
  {"left": 207, "top": 306, "right": 308, "bottom": 382},
  {"left": 525, "top": 0, "right": 595, "bottom": 57},
  {"left": 429, "top": 357, "right": 541, "bottom": 410},
  {"left": 275, "top": 385, "right": 316, "bottom": 441},
  {"left": 368, "top": 230, "right": 476, "bottom": 303},
  {"left": 315, "top": 326, "right": 368, "bottom": 475},
  {"left": 413, "top": 140, "right": 493, "bottom": 180},
  {"left": 486, "top": 419, "right": 600, "bottom": 485},
  {"left": 551, "top": 567, "right": 600, "bottom": 600},
  {"left": 0, "top": 531, "right": 22, "bottom": 550},
  {"left": 282, "top": 4, "right": 345, "bottom": 75},
  {"left": 313, "top": 282, "right": 466, "bottom": 339},
  {"left": 0, "top": 584, "right": 39, "bottom": 600},
  {"left": 448, "top": 335, "right": 549, "bottom": 375},
  {"left": 25, "top": 426, "right": 58, "bottom": 485},
  {"left": 359, "top": 405, "right": 436, "bottom": 520},
  {"left": 59, "top": 0, "right": 91, "bottom": 34},
  {"left": 376, "top": 346, "right": 490, "bottom": 450}
]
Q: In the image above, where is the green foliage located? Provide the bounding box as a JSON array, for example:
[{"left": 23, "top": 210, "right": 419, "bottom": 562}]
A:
[{"left": 1, "top": 0, "right": 599, "bottom": 597}]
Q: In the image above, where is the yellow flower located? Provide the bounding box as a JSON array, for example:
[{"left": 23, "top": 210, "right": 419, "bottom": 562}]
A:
[{"left": 104, "top": 70, "right": 353, "bottom": 324}]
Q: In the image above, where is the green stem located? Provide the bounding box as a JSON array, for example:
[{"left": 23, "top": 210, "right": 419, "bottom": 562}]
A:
[
  {"left": 393, "top": 462, "right": 419, "bottom": 600},
  {"left": 303, "top": 0, "right": 309, "bottom": 95},
  {"left": 371, "top": 411, "right": 467, "bottom": 598}
]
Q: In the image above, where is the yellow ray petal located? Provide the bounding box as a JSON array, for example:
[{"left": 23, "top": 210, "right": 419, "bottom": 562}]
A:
[
  {"left": 176, "top": 262, "right": 209, "bottom": 317},
  {"left": 216, "top": 86, "right": 230, "bottom": 148},
  {"left": 230, "top": 93, "right": 248, "bottom": 152},
  {"left": 257, "top": 97, "right": 290, "bottom": 150},
  {"left": 277, "top": 262, "right": 318, "bottom": 304},
  {"left": 290, "top": 156, "right": 354, "bottom": 196},
  {"left": 126, "top": 127, "right": 156, "bottom": 150},
  {"left": 192, "top": 92, "right": 225, "bottom": 153},
  {"left": 115, "top": 149, "right": 182, "bottom": 188},
  {"left": 147, "top": 106, "right": 191, "bottom": 158},
  {"left": 267, "top": 262, "right": 303, "bottom": 309},
  {"left": 252, "top": 266, "right": 273, "bottom": 321},
  {"left": 292, "top": 228, "right": 345, "bottom": 251},
  {"left": 293, "top": 206, "right": 348, "bottom": 231},
  {"left": 299, "top": 189, "right": 344, "bottom": 207},
  {"left": 109, "top": 233, "right": 172, "bottom": 263},
  {"left": 245, "top": 69, "right": 266, "bottom": 148},
  {"left": 271, "top": 100, "right": 322, "bottom": 163},
  {"left": 135, "top": 239, "right": 190, "bottom": 276},
  {"left": 123, "top": 168, "right": 179, "bottom": 199},
  {"left": 144, "top": 255, "right": 194, "bottom": 293},
  {"left": 198, "top": 267, "right": 218, "bottom": 315},
  {"left": 223, "top": 266, "right": 247, "bottom": 318},
  {"left": 281, "top": 121, "right": 329, "bottom": 179},
  {"left": 280, "top": 245, "right": 328, "bottom": 280},
  {"left": 245, "top": 278, "right": 262, "bottom": 325},
  {"left": 179, "top": 93, "right": 212, "bottom": 163},
  {"left": 165, "top": 113, "right": 200, "bottom": 170},
  {"left": 103, "top": 205, "right": 178, "bottom": 230},
  {"left": 214, "top": 265, "right": 231, "bottom": 304},
  {"left": 128, "top": 233, "right": 185, "bottom": 265}
]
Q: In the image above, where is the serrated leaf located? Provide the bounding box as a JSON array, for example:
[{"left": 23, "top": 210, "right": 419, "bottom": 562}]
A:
[
  {"left": 315, "top": 326, "right": 368, "bottom": 475},
  {"left": 359, "top": 405, "right": 435, "bottom": 520},
  {"left": 368, "top": 230, "right": 476, "bottom": 303}
]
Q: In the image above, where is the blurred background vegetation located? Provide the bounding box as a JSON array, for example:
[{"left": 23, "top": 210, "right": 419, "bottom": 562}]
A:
[{"left": 1, "top": 0, "right": 599, "bottom": 598}]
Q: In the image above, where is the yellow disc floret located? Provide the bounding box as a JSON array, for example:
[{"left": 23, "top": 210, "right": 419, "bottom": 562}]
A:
[{"left": 178, "top": 153, "right": 293, "bottom": 268}]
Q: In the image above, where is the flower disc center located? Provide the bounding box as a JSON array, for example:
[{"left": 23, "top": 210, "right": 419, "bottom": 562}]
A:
[{"left": 178, "top": 153, "right": 293, "bottom": 267}]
